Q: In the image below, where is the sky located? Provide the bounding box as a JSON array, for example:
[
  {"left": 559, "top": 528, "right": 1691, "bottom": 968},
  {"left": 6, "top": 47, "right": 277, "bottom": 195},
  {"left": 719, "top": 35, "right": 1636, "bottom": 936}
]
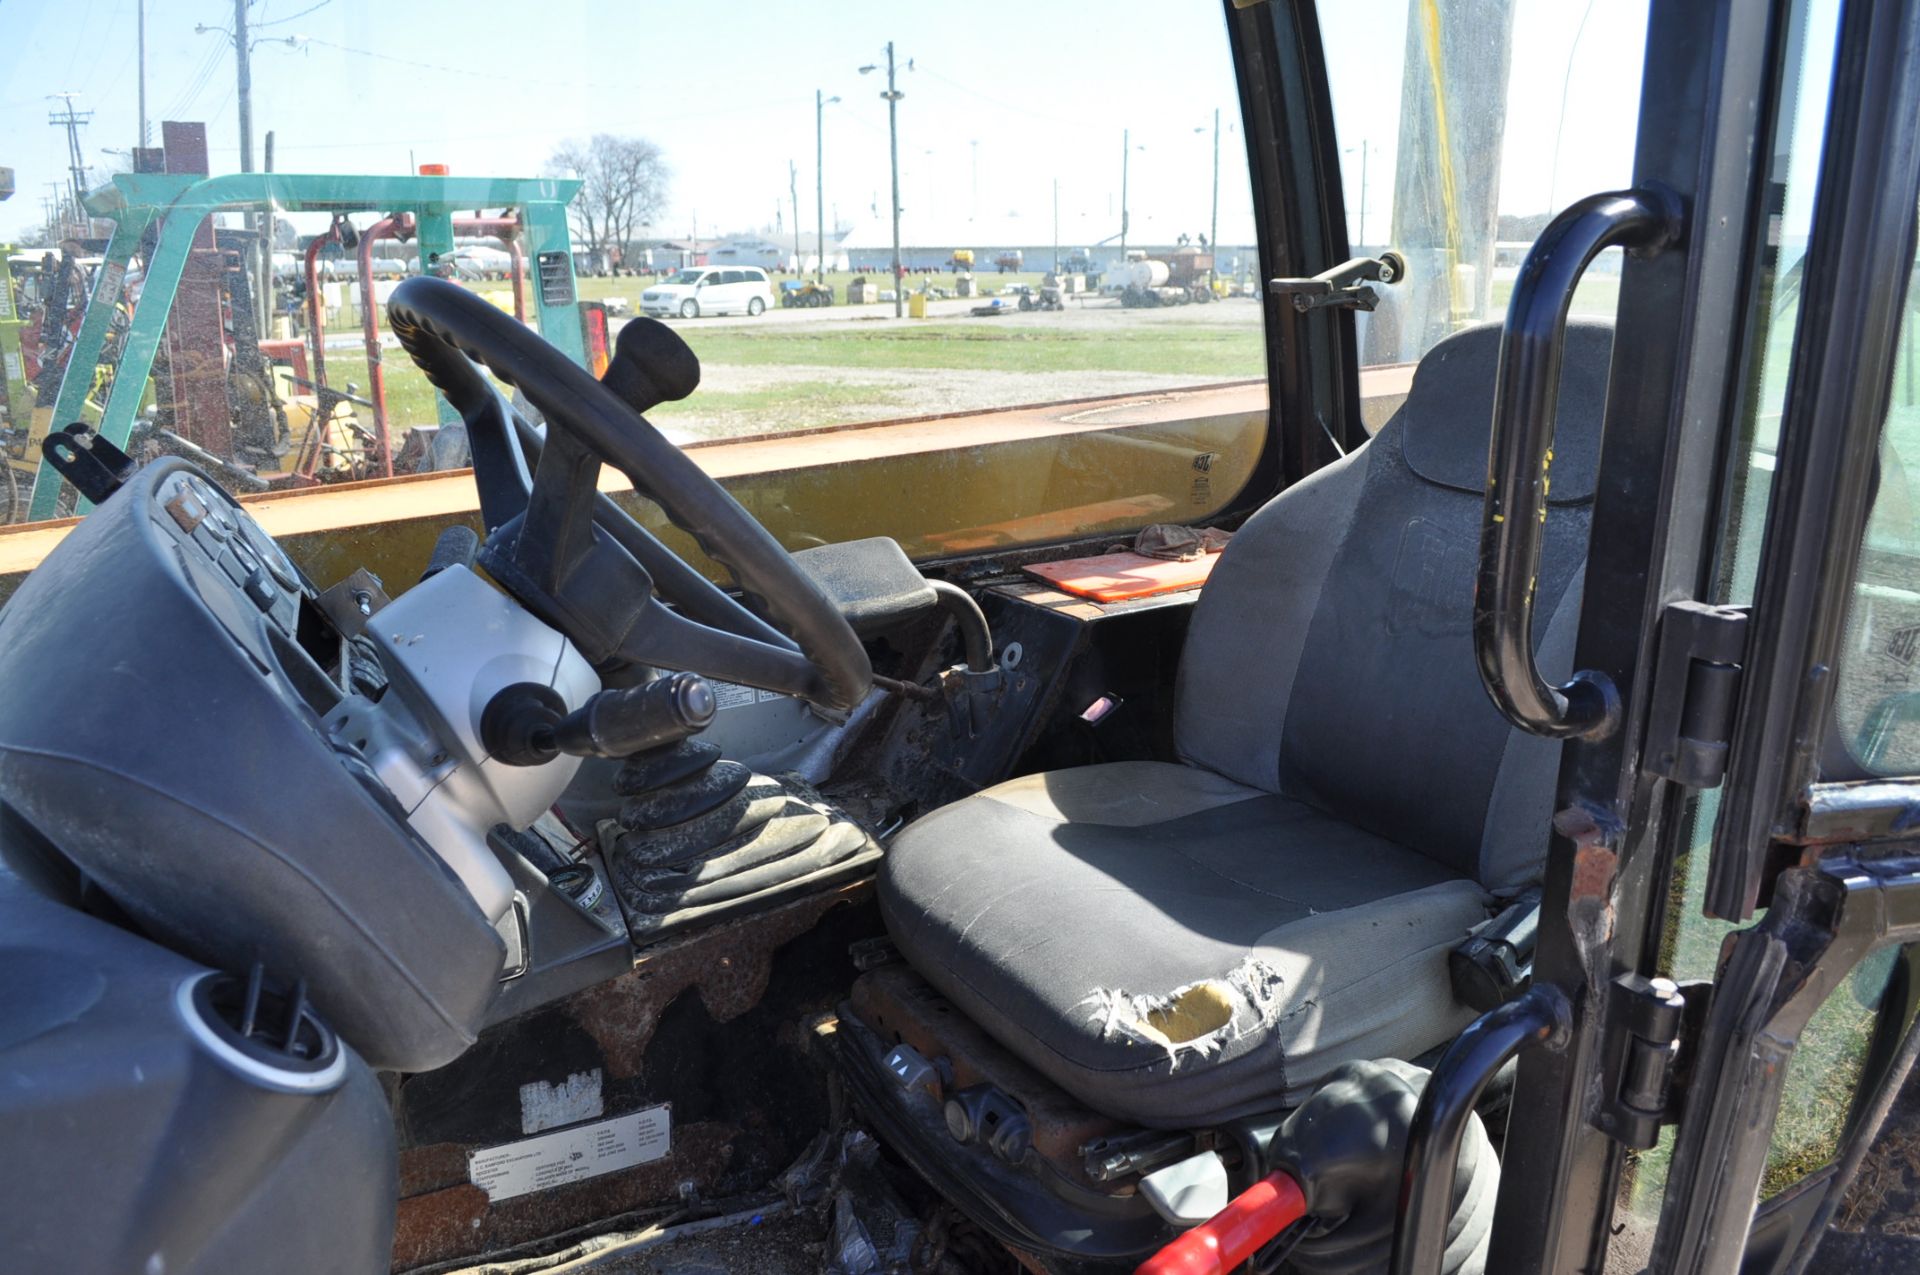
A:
[{"left": 0, "top": 0, "right": 1827, "bottom": 250}]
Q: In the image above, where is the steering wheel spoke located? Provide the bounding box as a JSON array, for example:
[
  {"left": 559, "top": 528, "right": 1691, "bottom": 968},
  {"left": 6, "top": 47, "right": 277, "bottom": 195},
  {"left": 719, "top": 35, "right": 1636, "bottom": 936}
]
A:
[{"left": 618, "top": 596, "right": 830, "bottom": 703}]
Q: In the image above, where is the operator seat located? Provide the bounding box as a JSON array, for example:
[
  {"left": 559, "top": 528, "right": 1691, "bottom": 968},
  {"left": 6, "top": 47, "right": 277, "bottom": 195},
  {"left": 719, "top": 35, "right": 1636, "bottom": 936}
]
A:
[{"left": 878, "top": 321, "right": 1611, "bottom": 1128}]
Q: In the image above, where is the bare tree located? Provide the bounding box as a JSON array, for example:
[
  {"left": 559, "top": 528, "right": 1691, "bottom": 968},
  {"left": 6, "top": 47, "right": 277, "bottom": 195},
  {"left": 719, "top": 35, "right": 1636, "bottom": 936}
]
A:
[{"left": 547, "top": 135, "right": 671, "bottom": 269}]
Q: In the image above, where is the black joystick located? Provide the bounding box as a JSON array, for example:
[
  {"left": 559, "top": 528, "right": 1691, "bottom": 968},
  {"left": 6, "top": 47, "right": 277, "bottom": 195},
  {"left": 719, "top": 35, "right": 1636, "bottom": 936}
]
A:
[
  {"left": 599, "top": 317, "right": 701, "bottom": 416},
  {"left": 479, "top": 672, "right": 716, "bottom": 767}
]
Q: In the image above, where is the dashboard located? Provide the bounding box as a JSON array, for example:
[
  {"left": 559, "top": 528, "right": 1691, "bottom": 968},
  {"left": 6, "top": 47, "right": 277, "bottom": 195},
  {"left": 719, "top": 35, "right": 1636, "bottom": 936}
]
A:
[{"left": 0, "top": 459, "right": 570, "bottom": 1072}]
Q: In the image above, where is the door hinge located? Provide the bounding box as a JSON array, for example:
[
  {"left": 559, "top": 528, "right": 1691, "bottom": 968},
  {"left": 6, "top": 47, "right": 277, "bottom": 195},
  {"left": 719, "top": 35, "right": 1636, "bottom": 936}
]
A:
[
  {"left": 1593, "top": 973, "right": 1709, "bottom": 1149},
  {"left": 1643, "top": 601, "right": 1750, "bottom": 787}
]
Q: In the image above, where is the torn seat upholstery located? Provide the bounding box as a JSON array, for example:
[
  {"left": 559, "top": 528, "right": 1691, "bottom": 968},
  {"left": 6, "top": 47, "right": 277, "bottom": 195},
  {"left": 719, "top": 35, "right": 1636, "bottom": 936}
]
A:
[{"left": 879, "top": 321, "right": 1611, "bottom": 1127}]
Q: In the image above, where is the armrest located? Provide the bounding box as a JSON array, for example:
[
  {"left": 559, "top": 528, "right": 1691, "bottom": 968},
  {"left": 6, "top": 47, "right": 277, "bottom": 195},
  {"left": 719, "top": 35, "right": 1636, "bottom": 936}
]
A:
[{"left": 1449, "top": 889, "right": 1540, "bottom": 1012}]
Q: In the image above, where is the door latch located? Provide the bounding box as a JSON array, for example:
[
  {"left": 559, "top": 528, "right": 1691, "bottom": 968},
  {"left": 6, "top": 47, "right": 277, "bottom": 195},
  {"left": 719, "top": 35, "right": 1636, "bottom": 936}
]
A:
[
  {"left": 1643, "top": 601, "right": 1749, "bottom": 787},
  {"left": 1268, "top": 251, "right": 1405, "bottom": 313}
]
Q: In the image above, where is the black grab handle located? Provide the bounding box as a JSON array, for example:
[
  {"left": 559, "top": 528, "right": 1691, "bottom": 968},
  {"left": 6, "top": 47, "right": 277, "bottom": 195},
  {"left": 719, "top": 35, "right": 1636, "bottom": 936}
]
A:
[{"left": 1475, "top": 187, "right": 1681, "bottom": 740}]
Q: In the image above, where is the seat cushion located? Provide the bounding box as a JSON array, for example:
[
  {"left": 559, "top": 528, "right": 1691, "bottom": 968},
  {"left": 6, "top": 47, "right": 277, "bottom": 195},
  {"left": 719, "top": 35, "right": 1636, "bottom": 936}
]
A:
[{"left": 878, "top": 760, "right": 1494, "bottom": 1127}]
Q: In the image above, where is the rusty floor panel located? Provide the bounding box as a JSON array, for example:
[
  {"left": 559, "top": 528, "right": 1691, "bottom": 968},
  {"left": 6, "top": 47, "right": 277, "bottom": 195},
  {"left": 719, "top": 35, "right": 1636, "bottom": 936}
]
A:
[
  {"left": 392, "top": 884, "right": 879, "bottom": 1271},
  {"left": 850, "top": 964, "right": 1126, "bottom": 1191}
]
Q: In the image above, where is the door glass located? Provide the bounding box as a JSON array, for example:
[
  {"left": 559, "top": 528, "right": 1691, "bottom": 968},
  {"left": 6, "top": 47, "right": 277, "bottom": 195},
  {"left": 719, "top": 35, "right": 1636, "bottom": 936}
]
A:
[{"left": 1319, "top": 0, "right": 1650, "bottom": 424}]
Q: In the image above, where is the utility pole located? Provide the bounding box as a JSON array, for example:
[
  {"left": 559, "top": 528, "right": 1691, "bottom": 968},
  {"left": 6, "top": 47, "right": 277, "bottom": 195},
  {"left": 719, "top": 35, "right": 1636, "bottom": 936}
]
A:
[
  {"left": 1119, "top": 128, "right": 1131, "bottom": 262},
  {"left": 1052, "top": 178, "right": 1059, "bottom": 273},
  {"left": 137, "top": 0, "right": 148, "bottom": 147},
  {"left": 47, "top": 94, "right": 93, "bottom": 233},
  {"left": 1209, "top": 107, "right": 1220, "bottom": 289},
  {"left": 863, "top": 44, "right": 906, "bottom": 318},
  {"left": 816, "top": 90, "right": 838, "bottom": 283},
  {"left": 789, "top": 161, "right": 801, "bottom": 275},
  {"left": 234, "top": 0, "right": 254, "bottom": 173}
]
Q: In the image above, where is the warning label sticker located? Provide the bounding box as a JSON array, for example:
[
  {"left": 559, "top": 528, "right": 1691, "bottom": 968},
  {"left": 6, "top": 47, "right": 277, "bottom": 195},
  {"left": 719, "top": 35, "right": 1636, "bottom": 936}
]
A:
[
  {"left": 709, "top": 681, "right": 787, "bottom": 710},
  {"left": 469, "top": 1104, "right": 671, "bottom": 1202}
]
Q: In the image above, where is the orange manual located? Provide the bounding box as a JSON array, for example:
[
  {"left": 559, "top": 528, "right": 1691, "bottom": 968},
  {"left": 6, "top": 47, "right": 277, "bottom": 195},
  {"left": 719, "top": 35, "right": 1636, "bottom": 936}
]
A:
[{"left": 1022, "top": 550, "right": 1220, "bottom": 602}]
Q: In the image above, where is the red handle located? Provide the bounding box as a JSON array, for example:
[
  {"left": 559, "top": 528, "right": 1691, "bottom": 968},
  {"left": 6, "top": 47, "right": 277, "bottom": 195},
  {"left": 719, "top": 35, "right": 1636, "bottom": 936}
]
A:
[{"left": 1134, "top": 1170, "right": 1308, "bottom": 1275}]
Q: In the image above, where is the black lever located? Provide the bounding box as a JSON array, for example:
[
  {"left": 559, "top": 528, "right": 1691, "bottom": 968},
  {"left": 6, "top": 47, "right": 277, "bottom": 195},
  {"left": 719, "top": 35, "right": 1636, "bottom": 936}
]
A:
[
  {"left": 421, "top": 524, "right": 480, "bottom": 582},
  {"left": 599, "top": 317, "right": 701, "bottom": 416},
  {"left": 480, "top": 671, "right": 717, "bottom": 766},
  {"left": 41, "top": 423, "right": 137, "bottom": 505},
  {"left": 1268, "top": 252, "right": 1405, "bottom": 313},
  {"left": 513, "top": 318, "right": 703, "bottom": 594}
]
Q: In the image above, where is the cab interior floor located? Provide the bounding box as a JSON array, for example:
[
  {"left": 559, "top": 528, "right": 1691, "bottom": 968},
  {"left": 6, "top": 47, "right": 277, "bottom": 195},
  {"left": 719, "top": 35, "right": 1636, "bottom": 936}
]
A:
[{"left": 434, "top": 1128, "right": 1021, "bottom": 1275}]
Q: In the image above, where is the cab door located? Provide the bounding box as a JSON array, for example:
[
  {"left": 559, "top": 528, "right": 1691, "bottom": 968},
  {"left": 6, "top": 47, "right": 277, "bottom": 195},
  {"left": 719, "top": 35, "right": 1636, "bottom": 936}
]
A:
[{"left": 1404, "top": 0, "right": 1920, "bottom": 1269}]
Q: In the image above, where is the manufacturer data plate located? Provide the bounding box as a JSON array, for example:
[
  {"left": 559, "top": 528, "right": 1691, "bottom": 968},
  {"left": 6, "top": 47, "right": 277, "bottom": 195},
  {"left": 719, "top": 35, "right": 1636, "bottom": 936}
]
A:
[{"left": 468, "top": 1104, "right": 671, "bottom": 1202}]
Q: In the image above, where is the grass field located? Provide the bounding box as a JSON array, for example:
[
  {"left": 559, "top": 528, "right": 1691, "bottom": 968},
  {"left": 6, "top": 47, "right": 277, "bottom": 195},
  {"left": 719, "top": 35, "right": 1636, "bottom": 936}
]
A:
[
  {"left": 337, "top": 302, "right": 1267, "bottom": 437},
  {"left": 668, "top": 319, "right": 1265, "bottom": 378}
]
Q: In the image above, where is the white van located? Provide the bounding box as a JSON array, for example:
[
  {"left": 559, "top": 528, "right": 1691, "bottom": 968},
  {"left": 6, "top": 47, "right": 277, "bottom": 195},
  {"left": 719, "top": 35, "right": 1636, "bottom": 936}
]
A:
[{"left": 641, "top": 267, "right": 775, "bottom": 318}]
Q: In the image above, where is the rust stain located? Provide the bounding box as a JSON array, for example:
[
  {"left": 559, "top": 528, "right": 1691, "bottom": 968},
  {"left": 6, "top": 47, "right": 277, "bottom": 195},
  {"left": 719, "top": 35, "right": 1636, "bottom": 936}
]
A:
[
  {"left": 562, "top": 882, "right": 869, "bottom": 1079},
  {"left": 1571, "top": 844, "right": 1618, "bottom": 902},
  {"left": 1555, "top": 803, "right": 1622, "bottom": 951},
  {"left": 391, "top": 1121, "right": 732, "bottom": 1272},
  {"left": 397, "top": 1143, "right": 471, "bottom": 1198},
  {"left": 851, "top": 965, "right": 1123, "bottom": 1186},
  {"left": 1008, "top": 1244, "right": 1052, "bottom": 1274}
]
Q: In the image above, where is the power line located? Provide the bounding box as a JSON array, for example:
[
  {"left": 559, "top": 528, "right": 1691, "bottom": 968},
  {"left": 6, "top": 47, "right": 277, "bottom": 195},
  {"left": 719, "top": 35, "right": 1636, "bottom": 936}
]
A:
[
  {"left": 161, "top": 42, "right": 227, "bottom": 121},
  {"left": 253, "top": 0, "right": 332, "bottom": 28},
  {"left": 291, "top": 36, "right": 546, "bottom": 84}
]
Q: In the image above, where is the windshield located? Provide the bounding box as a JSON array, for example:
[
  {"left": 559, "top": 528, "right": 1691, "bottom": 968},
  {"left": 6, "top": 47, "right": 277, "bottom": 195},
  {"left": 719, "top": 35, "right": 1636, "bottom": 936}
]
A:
[
  {"left": 1322, "top": 1, "right": 1649, "bottom": 375},
  {"left": 0, "top": 1, "right": 1269, "bottom": 585}
]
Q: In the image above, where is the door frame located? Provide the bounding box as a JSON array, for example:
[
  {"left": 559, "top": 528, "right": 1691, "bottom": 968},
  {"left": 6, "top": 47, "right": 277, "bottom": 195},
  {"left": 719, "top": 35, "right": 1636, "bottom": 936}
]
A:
[{"left": 1466, "top": 0, "right": 1806, "bottom": 1269}]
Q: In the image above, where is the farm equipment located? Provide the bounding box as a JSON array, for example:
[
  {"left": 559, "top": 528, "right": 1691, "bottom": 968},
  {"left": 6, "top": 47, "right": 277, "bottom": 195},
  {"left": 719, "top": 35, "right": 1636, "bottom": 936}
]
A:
[
  {"left": 950, "top": 247, "right": 975, "bottom": 273},
  {"left": 1008, "top": 279, "right": 1066, "bottom": 311},
  {"left": 1115, "top": 247, "right": 1216, "bottom": 307},
  {"left": 10, "top": 164, "right": 586, "bottom": 521},
  {"left": 993, "top": 248, "right": 1024, "bottom": 272},
  {"left": 780, "top": 279, "right": 835, "bottom": 308},
  {"left": 298, "top": 209, "right": 533, "bottom": 475}
]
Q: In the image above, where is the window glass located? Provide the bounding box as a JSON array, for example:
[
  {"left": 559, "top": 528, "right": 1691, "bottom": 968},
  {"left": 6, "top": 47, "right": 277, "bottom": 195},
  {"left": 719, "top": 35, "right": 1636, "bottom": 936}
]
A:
[
  {"left": 0, "top": 1, "right": 1269, "bottom": 580},
  {"left": 1320, "top": 0, "right": 1649, "bottom": 393},
  {"left": 1832, "top": 312, "right": 1920, "bottom": 772}
]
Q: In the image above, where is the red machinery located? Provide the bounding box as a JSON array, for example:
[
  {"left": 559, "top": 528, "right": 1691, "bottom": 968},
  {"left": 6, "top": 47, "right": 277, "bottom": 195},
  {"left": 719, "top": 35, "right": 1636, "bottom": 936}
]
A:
[{"left": 301, "top": 213, "right": 529, "bottom": 478}]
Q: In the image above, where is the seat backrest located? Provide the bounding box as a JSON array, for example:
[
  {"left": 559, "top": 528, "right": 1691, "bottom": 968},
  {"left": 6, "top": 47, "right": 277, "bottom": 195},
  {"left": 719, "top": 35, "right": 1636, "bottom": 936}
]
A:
[{"left": 1174, "top": 321, "right": 1611, "bottom": 893}]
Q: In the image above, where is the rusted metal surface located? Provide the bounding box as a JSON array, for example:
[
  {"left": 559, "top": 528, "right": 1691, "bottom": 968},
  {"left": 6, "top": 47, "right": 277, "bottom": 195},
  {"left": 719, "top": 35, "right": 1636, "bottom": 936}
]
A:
[
  {"left": 357, "top": 214, "right": 407, "bottom": 473},
  {"left": 391, "top": 1122, "right": 732, "bottom": 1272},
  {"left": 1792, "top": 779, "right": 1920, "bottom": 847},
  {"left": 1555, "top": 803, "right": 1623, "bottom": 957},
  {"left": 850, "top": 964, "right": 1124, "bottom": 1187},
  {"left": 565, "top": 881, "right": 870, "bottom": 1079},
  {"left": 397, "top": 1142, "right": 470, "bottom": 1198},
  {"left": 389, "top": 882, "right": 879, "bottom": 1271}
]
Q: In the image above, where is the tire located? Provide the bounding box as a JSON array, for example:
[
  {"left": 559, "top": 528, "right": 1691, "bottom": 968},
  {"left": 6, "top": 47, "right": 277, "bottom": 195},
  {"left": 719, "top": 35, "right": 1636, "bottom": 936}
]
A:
[
  {"left": 748, "top": 296, "right": 766, "bottom": 316},
  {"left": 680, "top": 299, "right": 699, "bottom": 319}
]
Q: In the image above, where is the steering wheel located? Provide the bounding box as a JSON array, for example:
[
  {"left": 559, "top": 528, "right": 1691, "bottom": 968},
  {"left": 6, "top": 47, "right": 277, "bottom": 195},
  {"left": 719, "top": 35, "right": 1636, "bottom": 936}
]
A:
[{"left": 384, "top": 276, "right": 871, "bottom": 711}]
